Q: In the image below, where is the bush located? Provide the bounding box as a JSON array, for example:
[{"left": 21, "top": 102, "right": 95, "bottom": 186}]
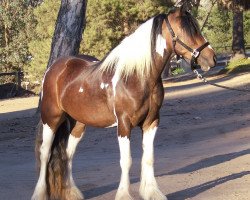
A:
[
  {"left": 221, "top": 58, "right": 250, "bottom": 74},
  {"left": 171, "top": 67, "right": 185, "bottom": 76}
]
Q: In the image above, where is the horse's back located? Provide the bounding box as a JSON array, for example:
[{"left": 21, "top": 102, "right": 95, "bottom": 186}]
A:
[
  {"left": 50, "top": 56, "right": 91, "bottom": 73},
  {"left": 76, "top": 54, "right": 99, "bottom": 63},
  {"left": 43, "top": 56, "right": 96, "bottom": 88}
]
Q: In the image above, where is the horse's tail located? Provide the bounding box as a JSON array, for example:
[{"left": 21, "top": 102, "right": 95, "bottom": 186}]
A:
[{"left": 35, "top": 119, "right": 70, "bottom": 200}]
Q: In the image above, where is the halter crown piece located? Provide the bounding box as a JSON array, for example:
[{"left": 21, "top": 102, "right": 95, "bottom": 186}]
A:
[{"left": 165, "top": 13, "right": 209, "bottom": 70}]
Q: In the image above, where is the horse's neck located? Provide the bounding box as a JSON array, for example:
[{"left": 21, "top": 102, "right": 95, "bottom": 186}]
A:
[{"left": 149, "top": 52, "right": 172, "bottom": 84}]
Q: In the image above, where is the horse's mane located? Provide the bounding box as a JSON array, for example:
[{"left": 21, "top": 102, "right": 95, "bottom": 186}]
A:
[
  {"left": 169, "top": 8, "right": 201, "bottom": 38},
  {"left": 99, "top": 14, "right": 166, "bottom": 79}
]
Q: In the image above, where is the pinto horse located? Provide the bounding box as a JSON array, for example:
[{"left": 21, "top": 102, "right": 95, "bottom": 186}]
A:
[{"left": 32, "top": 6, "right": 216, "bottom": 200}]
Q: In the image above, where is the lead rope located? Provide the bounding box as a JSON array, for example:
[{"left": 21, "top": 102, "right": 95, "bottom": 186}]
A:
[{"left": 193, "top": 69, "right": 250, "bottom": 92}]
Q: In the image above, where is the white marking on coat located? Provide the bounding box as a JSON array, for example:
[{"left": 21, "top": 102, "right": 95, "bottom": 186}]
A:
[
  {"left": 140, "top": 126, "right": 166, "bottom": 199},
  {"left": 203, "top": 36, "right": 214, "bottom": 50},
  {"left": 41, "top": 68, "right": 50, "bottom": 100},
  {"left": 116, "top": 136, "right": 132, "bottom": 198},
  {"left": 100, "top": 82, "right": 109, "bottom": 89},
  {"left": 156, "top": 34, "right": 166, "bottom": 57},
  {"left": 66, "top": 134, "right": 83, "bottom": 188},
  {"left": 105, "top": 122, "right": 118, "bottom": 128},
  {"left": 111, "top": 75, "right": 119, "bottom": 127},
  {"left": 79, "top": 87, "right": 84, "bottom": 93},
  {"left": 112, "top": 73, "right": 119, "bottom": 97},
  {"left": 32, "top": 123, "right": 54, "bottom": 200}
]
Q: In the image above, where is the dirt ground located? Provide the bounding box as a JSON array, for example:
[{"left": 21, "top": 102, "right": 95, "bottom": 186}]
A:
[{"left": 0, "top": 71, "right": 250, "bottom": 200}]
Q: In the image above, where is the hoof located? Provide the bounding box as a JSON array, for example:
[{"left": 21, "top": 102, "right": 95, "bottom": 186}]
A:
[
  {"left": 31, "top": 185, "right": 48, "bottom": 200},
  {"left": 64, "top": 186, "right": 84, "bottom": 200},
  {"left": 139, "top": 185, "right": 166, "bottom": 200},
  {"left": 115, "top": 189, "right": 133, "bottom": 200}
]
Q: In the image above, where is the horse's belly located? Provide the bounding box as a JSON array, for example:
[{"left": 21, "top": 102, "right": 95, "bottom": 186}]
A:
[
  {"left": 59, "top": 73, "right": 116, "bottom": 128},
  {"left": 62, "top": 96, "right": 116, "bottom": 128},
  {"left": 72, "top": 109, "right": 115, "bottom": 128}
]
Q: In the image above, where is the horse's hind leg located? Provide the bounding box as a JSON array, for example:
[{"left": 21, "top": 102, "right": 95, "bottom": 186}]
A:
[
  {"left": 65, "top": 121, "right": 86, "bottom": 200},
  {"left": 32, "top": 116, "right": 63, "bottom": 200}
]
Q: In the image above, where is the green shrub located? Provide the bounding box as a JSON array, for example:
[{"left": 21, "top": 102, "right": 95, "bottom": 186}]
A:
[
  {"left": 222, "top": 58, "right": 250, "bottom": 74},
  {"left": 171, "top": 67, "right": 185, "bottom": 76}
]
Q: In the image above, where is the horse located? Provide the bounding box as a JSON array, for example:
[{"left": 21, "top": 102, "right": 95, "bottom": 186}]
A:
[
  {"left": 76, "top": 54, "right": 99, "bottom": 63},
  {"left": 32, "top": 6, "right": 216, "bottom": 200}
]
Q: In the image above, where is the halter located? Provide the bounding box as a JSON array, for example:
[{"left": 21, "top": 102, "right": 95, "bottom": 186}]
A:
[{"left": 165, "top": 15, "right": 209, "bottom": 70}]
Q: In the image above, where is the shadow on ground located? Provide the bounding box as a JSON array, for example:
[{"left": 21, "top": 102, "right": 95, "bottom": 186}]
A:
[
  {"left": 167, "top": 171, "right": 250, "bottom": 200},
  {"left": 167, "top": 148, "right": 250, "bottom": 175},
  {"left": 83, "top": 148, "right": 250, "bottom": 199},
  {"left": 0, "top": 108, "right": 37, "bottom": 121}
]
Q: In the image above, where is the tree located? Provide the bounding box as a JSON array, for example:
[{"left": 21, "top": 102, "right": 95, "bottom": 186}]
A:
[
  {"left": 200, "top": 0, "right": 217, "bottom": 31},
  {"left": 0, "top": 0, "right": 34, "bottom": 83},
  {"left": 46, "top": 0, "right": 87, "bottom": 68},
  {"left": 218, "top": 0, "right": 250, "bottom": 57},
  {"left": 26, "top": 0, "right": 87, "bottom": 83},
  {"left": 198, "top": 2, "right": 232, "bottom": 54},
  {"left": 25, "top": 0, "right": 60, "bottom": 82}
]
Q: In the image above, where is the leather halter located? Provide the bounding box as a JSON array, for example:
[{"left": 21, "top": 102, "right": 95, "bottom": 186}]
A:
[{"left": 165, "top": 15, "right": 209, "bottom": 70}]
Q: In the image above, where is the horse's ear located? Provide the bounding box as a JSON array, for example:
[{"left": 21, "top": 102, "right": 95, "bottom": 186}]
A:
[{"left": 180, "top": 3, "right": 188, "bottom": 14}]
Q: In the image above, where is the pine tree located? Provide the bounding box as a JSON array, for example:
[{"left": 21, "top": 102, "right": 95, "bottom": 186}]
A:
[
  {"left": 0, "top": 0, "right": 34, "bottom": 83},
  {"left": 218, "top": 0, "right": 250, "bottom": 57},
  {"left": 198, "top": 3, "right": 232, "bottom": 54},
  {"left": 26, "top": 0, "right": 60, "bottom": 82}
]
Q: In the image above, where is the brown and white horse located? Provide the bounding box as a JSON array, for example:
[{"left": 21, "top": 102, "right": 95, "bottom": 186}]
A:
[{"left": 32, "top": 6, "right": 216, "bottom": 200}]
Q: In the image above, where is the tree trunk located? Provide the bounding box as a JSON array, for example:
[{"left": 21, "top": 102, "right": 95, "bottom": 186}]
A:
[
  {"left": 46, "top": 0, "right": 87, "bottom": 68},
  {"left": 232, "top": 9, "right": 246, "bottom": 57},
  {"left": 37, "top": 0, "right": 87, "bottom": 112}
]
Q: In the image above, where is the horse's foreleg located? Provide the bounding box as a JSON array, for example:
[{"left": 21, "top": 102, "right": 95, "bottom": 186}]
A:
[
  {"left": 140, "top": 120, "right": 166, "bottom": 200},
  {"left": 115, "top": 119, "right": 133, "bottom": 200},
  {"left": 65, "top": 121, "right": 85, "bottom": 200},
  {"left": 32, "top": 123, "right": 55, "bottom": 200}
]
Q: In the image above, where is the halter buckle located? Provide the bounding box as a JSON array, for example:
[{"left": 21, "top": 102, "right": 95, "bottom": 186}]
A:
[
  {"left": 192, "top": 49, "right": 199, "bottom": 58},
  {"left": 173, "top": 35, "right": 178, "bottom": 42}
]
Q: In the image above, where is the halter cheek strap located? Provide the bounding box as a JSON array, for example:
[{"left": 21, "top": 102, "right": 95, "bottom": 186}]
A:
[{"left": 165, "top": 15, "right": 209, "bottom": 70}]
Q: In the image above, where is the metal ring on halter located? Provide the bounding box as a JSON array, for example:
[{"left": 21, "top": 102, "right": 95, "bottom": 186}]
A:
[{"left": 191, "top": 49, "right": 200, "bottom": 58}]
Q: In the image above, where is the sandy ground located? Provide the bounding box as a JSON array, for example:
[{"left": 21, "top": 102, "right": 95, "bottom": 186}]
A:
[{"left": 0, "top": 72, "right": 250, "bottom": 200}]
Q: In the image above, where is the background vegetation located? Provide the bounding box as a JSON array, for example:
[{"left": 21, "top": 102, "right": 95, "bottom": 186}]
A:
[{"left": 0, "top": 0, "right": 249, "bottom": 90}]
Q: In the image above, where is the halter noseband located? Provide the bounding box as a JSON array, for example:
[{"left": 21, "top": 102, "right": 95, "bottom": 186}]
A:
[{"left": 165, "top": 15, "right": 209, "bottom": 70}]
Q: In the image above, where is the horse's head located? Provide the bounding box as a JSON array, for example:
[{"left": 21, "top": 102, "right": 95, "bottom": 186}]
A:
[{"left": 164, "top": 6, "right": 216, "bottom": 71}]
